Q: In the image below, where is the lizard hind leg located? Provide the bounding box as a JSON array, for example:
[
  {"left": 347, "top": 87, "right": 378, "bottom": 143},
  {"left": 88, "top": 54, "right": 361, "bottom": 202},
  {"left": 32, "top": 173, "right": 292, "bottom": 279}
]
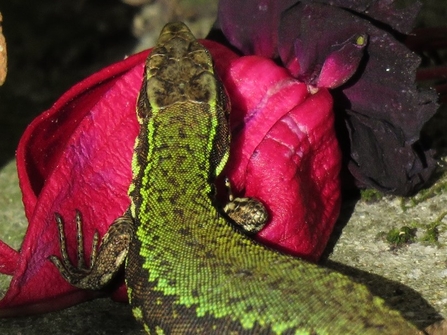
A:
[
  {"left": 49, "top": 210, "right": 134, "bottom": 290},
  {"left": 222, "top": 178, "right": 269, "bottom": 234}
]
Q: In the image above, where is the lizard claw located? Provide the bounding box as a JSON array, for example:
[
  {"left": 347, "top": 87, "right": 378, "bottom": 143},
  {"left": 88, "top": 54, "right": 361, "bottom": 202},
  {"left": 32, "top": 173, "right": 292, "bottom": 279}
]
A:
[
  {"left": 50, "top": 211, "right": 133, "bottom": 290},
  {"left": 49, "top": 211, "right": 99, "bottom": 285}
]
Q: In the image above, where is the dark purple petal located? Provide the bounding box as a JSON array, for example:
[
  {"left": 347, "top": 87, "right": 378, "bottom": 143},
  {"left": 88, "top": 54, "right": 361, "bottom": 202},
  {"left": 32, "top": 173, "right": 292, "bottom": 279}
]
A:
[
  {"left": 315, "top": 0, "right": 422, "bottom": 34},
  {"left": 344, "top": 111, "right": 436, "bottom": 194},
  {"left": 216, "top": 0, "right": 439, "bottom": 195},
  {"left": 331, "top": 26, "right": 438, "bottom": 194},
  {"left": 278, "top": 2, "right": 437, "bottom": 194},
  {"left": 316, "top": 34, "right": 367, "bottom": 88},
  {"left": 279, "top": 3, "right": 370, "bottom": 87},
  {"left": 339, "top": 33, "right": 437, "bottom": 141},
  {"left": 218, "top": 0, "right": 296, "bottom": 57}
]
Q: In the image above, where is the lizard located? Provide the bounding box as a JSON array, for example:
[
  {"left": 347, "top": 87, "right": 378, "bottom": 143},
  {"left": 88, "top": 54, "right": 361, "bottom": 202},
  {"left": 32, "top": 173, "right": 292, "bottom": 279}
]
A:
[{"left": 50, "top": 22, "right": 427, "bottom": 334}]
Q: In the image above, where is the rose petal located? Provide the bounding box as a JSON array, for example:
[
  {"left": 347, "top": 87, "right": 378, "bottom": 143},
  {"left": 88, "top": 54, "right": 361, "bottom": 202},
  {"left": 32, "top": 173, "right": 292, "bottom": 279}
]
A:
[
  {"left": 0, "top": 40, "right": 341, "bottom": 314},
  {"left": 246, "top": 90, "right": 340, "bottom": 260},
  {"left": 0, "top": 49, "right": 148, "bottom": 316},
  {"left": 223, "top": 56, "right": 340, "bottom": 260},
  {"left": 0, "top": 41, "right": 239, "bottom": 315},
  {"left": 222, "top": 56, "right": 309, "bottom": 187}
]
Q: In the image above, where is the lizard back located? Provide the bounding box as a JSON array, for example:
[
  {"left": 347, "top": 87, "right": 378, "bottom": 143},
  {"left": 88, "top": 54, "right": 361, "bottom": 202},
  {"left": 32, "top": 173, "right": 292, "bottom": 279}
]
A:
[{"left": 125, "top": 22, "right": 420, "bottom": 335}]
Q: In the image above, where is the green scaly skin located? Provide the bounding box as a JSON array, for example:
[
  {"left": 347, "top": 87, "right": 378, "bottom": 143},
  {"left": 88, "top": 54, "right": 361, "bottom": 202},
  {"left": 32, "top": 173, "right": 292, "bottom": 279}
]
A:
[{"left": 51, "top": 22, "right": 425, "bottom": 334}]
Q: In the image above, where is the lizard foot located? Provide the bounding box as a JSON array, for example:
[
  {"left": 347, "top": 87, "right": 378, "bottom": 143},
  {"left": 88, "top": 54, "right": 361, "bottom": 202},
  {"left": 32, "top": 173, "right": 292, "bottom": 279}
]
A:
[
  {"left": 223, "top": 177, "right": 269, "bottom": 234},
  {"left": 49, "top": 211, "right": 133, "bottom": 290}
]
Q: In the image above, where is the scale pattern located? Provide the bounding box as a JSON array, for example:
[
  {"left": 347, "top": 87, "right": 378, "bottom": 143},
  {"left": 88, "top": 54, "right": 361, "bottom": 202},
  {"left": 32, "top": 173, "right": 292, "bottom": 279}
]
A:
[{"left": 124, "top": 22, "right": 420, "bottom": 334}]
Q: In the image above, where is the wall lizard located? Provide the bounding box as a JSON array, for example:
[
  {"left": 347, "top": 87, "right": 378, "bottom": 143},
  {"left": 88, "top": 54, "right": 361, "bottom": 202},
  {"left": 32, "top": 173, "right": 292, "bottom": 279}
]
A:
[{"left": 50, "top": 22, "right": 427, "bottom": 334}]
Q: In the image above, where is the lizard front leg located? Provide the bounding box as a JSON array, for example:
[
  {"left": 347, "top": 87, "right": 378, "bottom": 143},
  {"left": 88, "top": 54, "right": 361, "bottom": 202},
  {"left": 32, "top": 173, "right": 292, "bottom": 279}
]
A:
[
  {"left": 49, "top": 210, "right": 134, "bottom": 290},
  {"left": 223, "top": 178, "right": 269, "bottom": 234}
]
